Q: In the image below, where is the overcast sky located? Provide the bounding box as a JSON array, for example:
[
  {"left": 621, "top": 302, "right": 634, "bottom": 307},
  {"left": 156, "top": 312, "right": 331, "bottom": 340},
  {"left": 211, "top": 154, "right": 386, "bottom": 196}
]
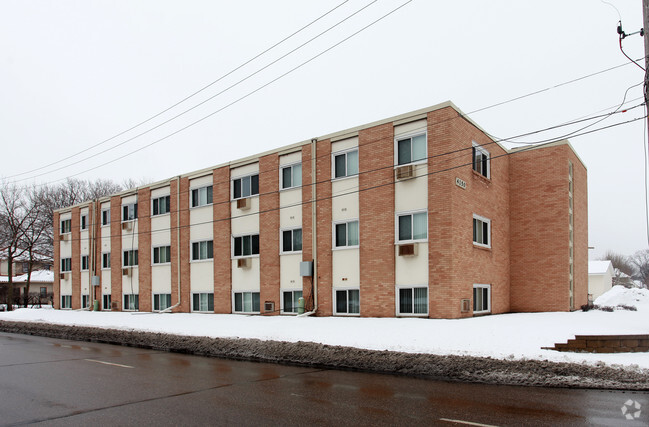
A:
[{"left": 1, "top": 0, "right": 647, "bottom": 259}]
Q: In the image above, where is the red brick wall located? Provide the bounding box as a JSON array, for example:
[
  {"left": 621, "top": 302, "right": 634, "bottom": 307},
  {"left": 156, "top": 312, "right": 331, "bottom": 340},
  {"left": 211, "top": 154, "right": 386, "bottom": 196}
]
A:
[
  {"left": 110, "top": 196, "right": 122, "bottom": 310},
  {"left": 260, "top": 155, "right": 280, "bottom": 314},
  {"left": 315, "top": 139, "right": 333, "bottom": 316},
  {"left": 301, "top": 143, "right": 315, "bottom": 311},
  {"left": 71, "top": 207, "right": 81, "bottom": 309},
  {"left": 53, "top": 211, "right": 60, "bottom": 309},
  {"left": 178, "top": 177, "right": 191, "bottom": 312},
  {"left": 137, "top": 188, "right": 152, "bottom": 312},
  {"left": 213, "top": 167, "right": 232, "bottom": 313},
  {"left": 510, "top": 144, "right": 577, "bottom": 312},
  {"left": 571, "top": 149, "right": 588, "bottom": 309},
  {"left": 359, "top": 124, "right": 396, "bottom": 317},
  {"left": 170, "top": 179, "right": 180, "bottom": 311},
  {"left": 91, "top": 201, "right": 101, "bottom": 304}
]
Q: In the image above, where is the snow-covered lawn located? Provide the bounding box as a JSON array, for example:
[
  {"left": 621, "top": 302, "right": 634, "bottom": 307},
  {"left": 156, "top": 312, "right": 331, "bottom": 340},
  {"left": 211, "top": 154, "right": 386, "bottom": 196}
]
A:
[{"left": 1, "top": 286, "right": 648, "bottom": 369}]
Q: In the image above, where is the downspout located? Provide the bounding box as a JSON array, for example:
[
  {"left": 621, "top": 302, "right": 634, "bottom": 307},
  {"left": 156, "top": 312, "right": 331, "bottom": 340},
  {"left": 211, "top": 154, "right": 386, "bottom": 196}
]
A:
[
  {"left": 161, "top": 176, "right": 182, "bottom": 313},
  {"left": 299, "top": 138, "right": 318, "bottom": 316}
]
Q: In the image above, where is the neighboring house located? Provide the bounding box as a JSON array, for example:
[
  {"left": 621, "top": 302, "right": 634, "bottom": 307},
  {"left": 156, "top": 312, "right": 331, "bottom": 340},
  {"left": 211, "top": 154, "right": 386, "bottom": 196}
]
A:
[
  {"left": 0, "top": 247, "right": 53, "bottom": 276},
  {"left": 52, "top": 101, "right": 588, "bottom": 318},
  {"left": 588, "top": 260, "right": 614, "bottom": 301},
  {"left": 0, "top": 270, "right": 54, "bottom": 303}
]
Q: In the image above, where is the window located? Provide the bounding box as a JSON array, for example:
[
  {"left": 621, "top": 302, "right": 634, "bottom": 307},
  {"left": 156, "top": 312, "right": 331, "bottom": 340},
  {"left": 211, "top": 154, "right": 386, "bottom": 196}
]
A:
[
  {"left": 40, "top": 287, "right": 47, "bottom": 297},
  {"left": 103, "top": 294, "right": 111, "bottom": 310},
  {"left": 153, "top": 245, "right": 171, "bottom": 264},
  {"left": 472, "top": 143, "right": 490, "bottom": 178},
  {"left": 102, "top": 253, "right": 111, "bottom": 269},
  {"left": 81, "top": 214, "right": 88, "bottom": 230},
  {"left": 398, "top": 287, "right": 428, "bottom": 315},
  {"left": 192, "top": 293, "right": 214, "bottom": 312},
  {"left": 281, "top": 163, "right": 302, "bottom": 189},
  {"left": 152, "top": 195, "right": 171, "bottom": 215},
  {"left": 154, "top": 293, "right": 172, "bottom": 311},
  {"left": 61, "top": 295, "right": 71, "bottom": 309},
  {"left": 397, "top": 212, "right": 427, "bottom": 242},
  {"left": 60, "top": 219, "right": 71, "bottom": 234},
  {"left": 473, "top": 284, "right": 491, "bottom": 314},
  {"left": 122, "top": 203, "right": 138, "bottom": 221},
  {"left": 124, "top": 294, "right": 139, "bottom": 311},
  {"left": 282, "top": 290, "right": 303, "bottom": 313},
  {"left": 397, "top": 133, "right": 426, "bottom": 165},
  {"left": 123, "top": 250, "right": 138, "bottom": 267},
  {"left": 473, "top": 215, "right": 491, "bottom": 248},
  {"left": 191, "top": 186, "right": 213, "bottom": 208},
  {"left": 101, "top": 209, "right": 110, "bottom": 226},
  {"left": 234, "top": 292, "right": 260, "bottom": 313},
  {"left": 281, "top": 228, "right": 302, "bottom": 253},
  {"left": 233, "top": 174, "right": 259, "bottom": 199},
  {"left": 191, "top": 240, "right": 213, "bottom": 261},
  {"left": 60, "top": 258, "right": 72, "bottom": 272},
  {"left": 334, "top": 220, "right": 359, "bottom": 248},
  {"left": 82, "top": 295, "right": 90, "bottom": 308},
  {"left": 335, "top": 289, "right": 360, "bottom": 314},
  {"left": 81, "top": 255, "right": 89, "bottom": 271},
  {"left": 333, "top": 149, "right": 359, "bottom": 179},
  {"left": 21, "top": 262, "right": 29, "bottom": 273},
  {"left": 233, "top": 234, "right": 259, "bottom": 257}
]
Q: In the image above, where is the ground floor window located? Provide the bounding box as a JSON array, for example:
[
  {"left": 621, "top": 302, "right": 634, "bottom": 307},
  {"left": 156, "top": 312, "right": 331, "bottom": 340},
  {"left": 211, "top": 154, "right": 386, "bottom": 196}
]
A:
[
  {"left": 40, "top": 287, "right": 47, "bottom": 297},
  {"left": 192, "top": 293, "right": 214, "bottom": 312},
  {"left": 282, "top": 290, "right": 303, "bottom": 313},
  {"left": 473, "top": 284, "right": 491, "bottom": 314},
  {"left": 335, "top": 289, "right": 360, "bottom": 314},
  {"left": 61, "top": 295, "right": 71, "bottom": 309},
  {"left": 154, "top": 293, "right": 172, "bottom": 311},
  {"left": 124, "top": 294, "right": 139, "bottom": 311},
  {"left": 103, "top": 294, "right": 111, "bottom": 310},
  {"left": 81, "top": 295, "right": 90, "bottom": 308},
  {"left": 234, "top": 292, "right": 260, "bottom": 313},
  {"left": 398, "top": 287, "right": 428, "bottom": 315}
]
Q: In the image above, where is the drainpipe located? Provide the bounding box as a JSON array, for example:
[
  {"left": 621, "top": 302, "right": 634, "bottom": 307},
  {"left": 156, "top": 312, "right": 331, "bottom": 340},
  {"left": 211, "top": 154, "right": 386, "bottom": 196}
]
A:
[
  {"left": 310, "top": 138, "right": 318, "bottom": 313},
  {"left": 161, "top": 176, "right": 182, "bottom": 313}
]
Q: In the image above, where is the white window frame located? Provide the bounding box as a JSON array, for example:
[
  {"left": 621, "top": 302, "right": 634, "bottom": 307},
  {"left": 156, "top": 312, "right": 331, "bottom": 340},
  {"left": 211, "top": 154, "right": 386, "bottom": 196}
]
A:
[
  {"left": 281, "top": 289, "right": 303, "bottom": 314},
  {"left": 332, "top": 148, "right": 359, "bottom": 180},
  {"left": 191, "top": 240, "right": 213, "bottom": 262},
  {"left": 280, "top": 228, "right": 303, "bottom": 254},
  {"left": 80, "top": 214, "right": 88, "bottom": 230},
  {"left": 233, "top": 291, "right": 261, "bottom": 314},
  {"left": 60, "top": 258, "right": 72, "bottom": 272},
  {"left": 396, "top": 210, "right": 428, "bottom": 243},
  {"left": 61, "top": 295, "right": 72, "bottom": 309},
  {"left": 472, "top": 142, "right": 490, "bottom": 179},
  {"left": 334, "top": 288, "right": 360, "bottom": 316},
  {"left": 395, "top": 131, "right": 427, "bottom": 166},
  {"left": 153, "top": 293, "right": 172, "bottom": 311},
  {"left": 232, "top": 173, "right": 260, "bottom": 200},
  {"left": 473, "top": 284, "right": 491, "bottom": 314},
  {"left": 396, "top": 285, "right": 429, "bottom": 316},
  {"left": 191, "top": 293, "right": 214, "bottom": 312},
  {"left": 102, "top": 252, "right": 111, "bottom": 270},
  {"left": 123, "top": 294, "right": 139, "bottom": 311},
  {"left": 101, "top": 209, "right": 110, "bottom": 227},
  {"left": 332, "top": 219, "right": 359, "bottom": 249},
  {"left": 60, "top": 219, "right": 71, "bottom": 235},
  {"left": 122, "top": 203, "right": 137, "bottom": 222},
  {"left": 152, "top": 195, "right": 171, "bottom": 216},
  {"left": 152, "top": 245, "right": 172, "bottom": 265},
  {"left": 191, "top": 186, "right": 213, "bottom": 208},
  {"left": 123, "top": 250, "right": 139, "bottom": 267},
  {"left": 280, "top": 162, "right": 302, "bottom": 190},
  {"left": 472, "top": 214, "right": 491, "bottom": 249},
  {"left": 232, "top": 234, "right": 260, "bottom": 258},
  {"left": 102, "top": 294, "right": 111, "bottom": 311},
  {"left": 81, "top": 255, "right": 89, "bottom": 271}
]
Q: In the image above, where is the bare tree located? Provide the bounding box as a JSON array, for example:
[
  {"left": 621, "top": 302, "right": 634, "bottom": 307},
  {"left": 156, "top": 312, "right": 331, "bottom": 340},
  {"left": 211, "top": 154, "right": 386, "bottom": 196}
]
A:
[
  {"left": 601, "top": 250, "right": 635, "bottom": 277},
  {"left": 630, "top": 249, "right": 649, "bottom": 287}
]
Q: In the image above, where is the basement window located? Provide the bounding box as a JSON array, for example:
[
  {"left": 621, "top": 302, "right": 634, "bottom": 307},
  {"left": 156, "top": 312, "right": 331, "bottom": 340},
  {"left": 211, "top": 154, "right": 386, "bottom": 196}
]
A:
[
  {"left": 234, "top": 292, "right": 260, "bottom": 313},
  {"left": 398, "top": 287, "right": 428, "bottom": 315},
  {"left": 473, "top": 284, "right": 491, "bottom": 314}
]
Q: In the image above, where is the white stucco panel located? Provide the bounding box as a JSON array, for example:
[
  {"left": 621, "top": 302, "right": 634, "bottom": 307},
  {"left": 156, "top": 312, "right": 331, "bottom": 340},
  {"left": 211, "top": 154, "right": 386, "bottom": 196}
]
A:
[
  {"left": 395, "top": 243, "right": 429, "bottom": 286},
  {"left": 190, "top": 261, "right": 214, "bottom": 292},
  {"left": 280, "top": 253, "right": 302, "bottom": 289},
  {"left": 394, "top": 164, "right": 428, "bottom": 212},
  {"left": 394, "top": 119, "right": 427, "bottom": 138},
  {"left": 151, "top": 265, "right": 172, "bottom": 293},
  {"left": 332, "top": 248, "right": 360, "bottom": 288},
  {"left": 231, "top": 257, "right": 260, "bottom": 291},
  {"left": 332, "top": 177, "right": 359, "bottom": 221}
]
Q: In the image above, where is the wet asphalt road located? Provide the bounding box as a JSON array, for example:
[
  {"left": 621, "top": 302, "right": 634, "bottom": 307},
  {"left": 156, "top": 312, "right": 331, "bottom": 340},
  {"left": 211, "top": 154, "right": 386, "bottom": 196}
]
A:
[{"left": 0, "top": 332, "right": 647, "bottom": 426}]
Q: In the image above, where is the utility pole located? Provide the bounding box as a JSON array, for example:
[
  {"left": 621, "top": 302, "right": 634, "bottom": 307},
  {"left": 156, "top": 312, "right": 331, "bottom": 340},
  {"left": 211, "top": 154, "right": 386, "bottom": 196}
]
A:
[{"left": 644, "top": 0, "right": 649, "bottom": 142}]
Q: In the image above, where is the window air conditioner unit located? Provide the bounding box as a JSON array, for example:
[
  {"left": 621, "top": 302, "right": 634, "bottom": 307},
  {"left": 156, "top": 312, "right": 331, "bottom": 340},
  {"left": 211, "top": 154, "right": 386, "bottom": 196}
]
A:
[
  {"left": 59, "top": 273, "right": 68, "bottom": 280},
  {"left": 122, "top": 268, "right": 131, "bottom": 277},
  {"left": 237, "top": 258, "right": 251, "bottom": 268},
  {"left": 111, "top": 301, "right": 119, "bottom": 310},
  {"left": 398, "top": 243, "right": 418, "bottom": 257},
  {"left": 395, "top": 165, "right": 415, "bottom": 180},
  {"left": 264, "top": 301, "right": 275, "bottom": 313},
  {"left": 461, "top": 299, "right": 471, "bottom": 313},
  {"left": 237, "top": 198, "right": 251, "bottom": 210},
  {"left": 122, "top": 222, "right": 132, "bottom": 231},
  {"left": 59, "top": 234, "right": 70, "bottom": 241}
]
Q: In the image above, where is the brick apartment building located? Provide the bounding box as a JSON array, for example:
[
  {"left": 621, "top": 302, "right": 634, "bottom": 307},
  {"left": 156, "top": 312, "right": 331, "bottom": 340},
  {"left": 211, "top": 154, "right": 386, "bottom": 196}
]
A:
[{"left": 53, "top": 101, "right": 588, "bottom": 318}]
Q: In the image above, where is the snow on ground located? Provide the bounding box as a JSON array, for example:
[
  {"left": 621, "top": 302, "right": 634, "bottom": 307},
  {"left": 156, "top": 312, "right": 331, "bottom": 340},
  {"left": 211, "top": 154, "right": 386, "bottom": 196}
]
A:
[{"left": 1, "top": 286, "right": 648, "bottom": 370}]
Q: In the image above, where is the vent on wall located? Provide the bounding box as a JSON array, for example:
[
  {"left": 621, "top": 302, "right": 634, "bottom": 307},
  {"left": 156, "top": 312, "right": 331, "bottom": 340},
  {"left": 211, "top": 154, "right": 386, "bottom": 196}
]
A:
[
  {"left": 395, "top": 165, "right": 415, "bottom": 180},
  {"left": 122, "top": 268, "right": 131, "bottom": 277},
  {"left": 111, "top": 301, "right": 119, "bottom": 310},
  {"left": 264, "top": 301, "right": 275, "bottom": 313},
  {"left": 237, "top": 258, "right": 251, "bottom": 269},
  {"left": 461, "top": 299, "right": 471, "bottom": 313},
  {"left": 398, "top": 243, "right": 418, "bottom": 257},
  {"left": 237, "top": 198, "right": 251, "bottom": 210}
]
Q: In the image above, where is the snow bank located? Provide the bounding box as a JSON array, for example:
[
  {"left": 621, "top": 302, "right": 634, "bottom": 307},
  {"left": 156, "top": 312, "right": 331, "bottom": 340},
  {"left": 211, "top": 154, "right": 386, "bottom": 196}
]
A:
[{"left": 594, "top": 285, "right": 649, "bottom": 310}]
